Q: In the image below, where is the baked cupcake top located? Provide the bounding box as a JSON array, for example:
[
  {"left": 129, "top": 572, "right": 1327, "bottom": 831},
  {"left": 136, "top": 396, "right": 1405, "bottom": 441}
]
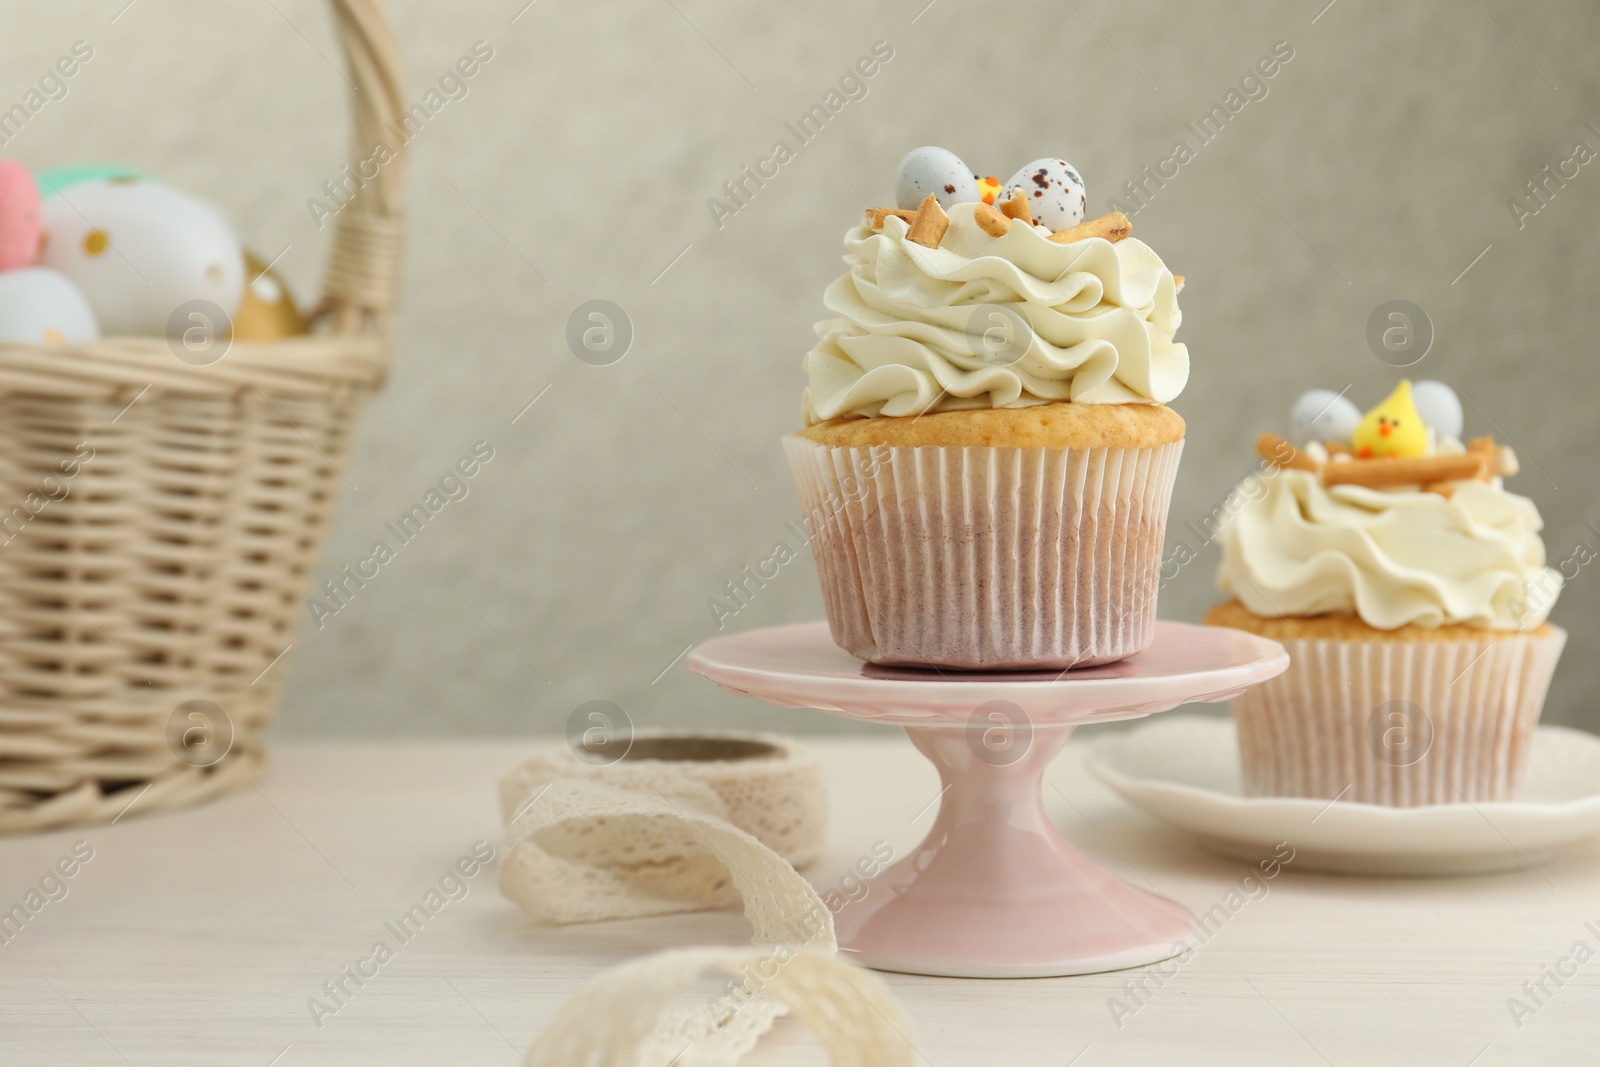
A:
[
  {"left": 1216, "top": 381, "right": 1561, "bottom": 631},
  {"left": 802, "top": 148, "right": 1188, "bottom": 426},
  {"left": 798, "top": 401, "right": 1185, "bottom": 450}
]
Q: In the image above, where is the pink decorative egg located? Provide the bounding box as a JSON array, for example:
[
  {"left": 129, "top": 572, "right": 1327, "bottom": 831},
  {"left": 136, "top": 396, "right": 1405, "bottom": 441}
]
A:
[{"left": 0, "top": 160, "right": 43, "bottom": 271}]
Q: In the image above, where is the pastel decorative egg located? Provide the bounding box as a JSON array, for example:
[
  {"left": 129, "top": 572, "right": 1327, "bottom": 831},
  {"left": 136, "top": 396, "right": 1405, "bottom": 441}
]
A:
[
  {"left": 1290, "top": 388, "right": 1363, "bottom": 446},
  {"left": 0, "top": 160, "right": 42, "bottom": 271},
  {"left": 894, "top": 147, "right": 981, "bottom": 211},
  {"left": 35, "top": 164, "right": 146, "bottom": 198},
  {"left": 1001, "top": 158, "right": 1088, "bottom": 231},
  {"left": 1410, "top": 379, "right": 1464, "bottom": 442},
  {"left": 0, "top": 268, "right": 99, "bottom": 344},
  {"left": 230, "top": 252, "right": 306, "bottom": 341},
  {"left": 39, "top": 177, "right": 243, "bottom": 337}
]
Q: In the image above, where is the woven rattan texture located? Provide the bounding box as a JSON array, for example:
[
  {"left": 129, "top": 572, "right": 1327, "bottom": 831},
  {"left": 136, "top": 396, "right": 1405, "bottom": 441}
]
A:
[{"left": 0, "top": 0, "right": 405, "bottom": 832}]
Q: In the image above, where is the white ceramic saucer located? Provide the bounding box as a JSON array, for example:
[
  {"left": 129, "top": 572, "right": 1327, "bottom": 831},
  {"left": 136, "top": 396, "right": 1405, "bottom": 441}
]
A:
[{"left": 1087, "top": 715, "right": 1600, "bottom": 876}]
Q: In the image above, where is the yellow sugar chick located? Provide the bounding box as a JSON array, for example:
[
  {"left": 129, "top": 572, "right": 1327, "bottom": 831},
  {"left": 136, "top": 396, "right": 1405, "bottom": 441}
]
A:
[
  {"left": 976, "top": 176, "right": 1002, "bottom": 205},
  {"left": 1352, "top": 379, "right": 1429, "bottom": 459}
]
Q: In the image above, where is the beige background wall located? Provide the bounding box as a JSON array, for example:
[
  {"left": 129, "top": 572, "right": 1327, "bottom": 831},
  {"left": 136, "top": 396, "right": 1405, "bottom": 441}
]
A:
[{"left": 4, "top": 0, "right": 1596, "bottom": 737}]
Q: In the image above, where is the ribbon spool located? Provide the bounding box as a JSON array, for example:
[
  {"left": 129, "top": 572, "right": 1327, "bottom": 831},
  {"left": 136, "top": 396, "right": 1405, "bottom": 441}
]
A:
[
  {"left": 498, "top": 731, "right": 828, "bottom": 925},
  {"left": 498, "top": 731, "right": 917, "bottom": 1064}
]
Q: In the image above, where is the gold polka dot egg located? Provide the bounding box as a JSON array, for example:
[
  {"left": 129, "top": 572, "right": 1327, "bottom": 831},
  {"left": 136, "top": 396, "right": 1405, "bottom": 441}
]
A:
[
  {"left": 38, "top": 176, "right": 244, "bottom": 337},
  {"left": 231, "top": 252, "right": 305, "bottom": 342}
]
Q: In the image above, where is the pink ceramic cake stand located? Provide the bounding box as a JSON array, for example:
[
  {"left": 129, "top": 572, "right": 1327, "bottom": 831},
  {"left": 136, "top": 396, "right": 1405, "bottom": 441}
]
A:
[{"left": 689, "top": 620, "right": 1289, "bottom": 978}]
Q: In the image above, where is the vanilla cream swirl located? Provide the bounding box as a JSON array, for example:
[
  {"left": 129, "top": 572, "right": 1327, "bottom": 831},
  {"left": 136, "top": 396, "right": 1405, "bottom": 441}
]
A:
[
  {"left": 1217, "top": 464, "right": 1560, "bottom": 630},
  {"left": 802, "top": 203, "right": 1188, "bottom": 423}
]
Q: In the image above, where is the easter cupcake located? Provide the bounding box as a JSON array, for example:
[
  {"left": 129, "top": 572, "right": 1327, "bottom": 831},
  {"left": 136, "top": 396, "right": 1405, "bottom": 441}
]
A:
[
  {"left": 1207, "top": 380, "right": 1565, "bottom": 805},
  {"left": 786, "top": 147, "right": 1189, "bottom": 670}
]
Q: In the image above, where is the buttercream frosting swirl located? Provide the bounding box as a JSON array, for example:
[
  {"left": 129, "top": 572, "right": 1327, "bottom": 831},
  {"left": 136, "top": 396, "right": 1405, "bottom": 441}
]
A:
[
  {"left": 802, "top": 203, "right": 1188, "bottom": 424},
  {"left": 1217, "top": 458, "right": 1560, "bottom": 631}
]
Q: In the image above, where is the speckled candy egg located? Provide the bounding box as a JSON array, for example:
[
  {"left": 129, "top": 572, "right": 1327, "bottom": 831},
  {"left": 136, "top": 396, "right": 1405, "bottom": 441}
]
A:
[
  {"left": 894, "top": 147, "right": 981, "bottom": 211},
  {"left": 39, "top": 177, "right": 243, "bottom": 337},
  {"left": 0, "top": 160, "right": 42, "bottom": 271},
  {"left": 1290, "top": 389, "right": 1363, "bottom": 446},
  {"left": 0, "top": 268, "right": 99, "bottom": 344},
  {"left": 1001, "top": 158, "right": 1088, "bottom": 231}
]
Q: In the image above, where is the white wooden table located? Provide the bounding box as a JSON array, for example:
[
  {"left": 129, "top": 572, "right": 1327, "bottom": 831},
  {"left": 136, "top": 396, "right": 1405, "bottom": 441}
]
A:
[{"left": 3, "top": 732, "right": 1597, "bottom": 1065}]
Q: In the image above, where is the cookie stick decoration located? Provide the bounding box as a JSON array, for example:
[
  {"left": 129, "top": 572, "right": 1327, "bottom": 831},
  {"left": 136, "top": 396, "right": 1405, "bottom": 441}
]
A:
[
  {"left": 1254, "top": 432, "right": 1490, "bottom": 488},
  {"left": 973, "top": 203, "right": 1011, "bottom": 238},
  {"left": 905, "top": 195, "right": 949, "bottom": 248},
  {"left": 862, "top": 208, "right": 914, "bottom": 229},
  {"left": 999, "top": 191, "right": 1032, "bottom": 225},
  {"left": 1322, "top": 452, "right": 1489, "bottom": 489},
  {"left": 1048, "top": 212, "right": 1131, "bottom": 244},
  {"left": 1254, "top": 433, "right": 1320, "bottom": 474}
]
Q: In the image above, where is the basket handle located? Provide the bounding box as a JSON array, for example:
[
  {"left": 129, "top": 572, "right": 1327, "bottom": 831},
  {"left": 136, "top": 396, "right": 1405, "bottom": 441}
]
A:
[{"left": 317, "top": 0, "right": 408, "bottom": 336}]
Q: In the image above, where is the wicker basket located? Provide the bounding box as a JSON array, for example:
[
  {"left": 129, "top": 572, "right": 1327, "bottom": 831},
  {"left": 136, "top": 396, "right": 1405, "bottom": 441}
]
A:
[{"left": 0, "top": 0, "right": 406, "bottom": 833}]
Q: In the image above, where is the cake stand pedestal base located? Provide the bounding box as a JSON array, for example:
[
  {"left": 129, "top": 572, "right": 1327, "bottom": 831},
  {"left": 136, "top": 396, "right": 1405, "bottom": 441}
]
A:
[
  {"left": 688, "top": 621, "right": 1290, "bottom": 979},
  {"left": 837, "top": 725, "right": 1193, "bottom": 978}
]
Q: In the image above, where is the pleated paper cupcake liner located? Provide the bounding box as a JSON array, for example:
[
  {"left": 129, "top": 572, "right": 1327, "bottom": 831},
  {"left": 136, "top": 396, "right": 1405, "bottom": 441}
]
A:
[
  {"left": 1230, "top": 627, "right": 1567, "bottom": 805},
  {"left": 783, "top": 435, "right": 1184, "bottom": 670}
]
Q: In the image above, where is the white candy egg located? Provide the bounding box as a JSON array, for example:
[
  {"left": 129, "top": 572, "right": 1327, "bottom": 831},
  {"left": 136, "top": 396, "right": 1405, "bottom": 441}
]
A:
[
  {"left": 1410, "top": 380, "right": 1464, "bottom": 442},
  {"left": 39, "top": 177, "right": 243, "bottom": 337},
  {"left": 894, "top": 147, "right": 981, "bottom": 211},
  {"left": 0, "top": 268, "right": 99, "bottom": 344},
  {"left": 1290, "top": 389, "right": 1362, "bottom": 445},
  {"left": 1001, "top": 158, "right": 1087, "bottom": 230}
]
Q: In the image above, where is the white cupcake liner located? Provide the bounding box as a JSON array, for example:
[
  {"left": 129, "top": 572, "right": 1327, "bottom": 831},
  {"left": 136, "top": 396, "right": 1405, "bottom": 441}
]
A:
[
  {"left": 1230, "top": 627, "right": 1567, "bottom": 805},
  {"left": 783, "top": 434, "right": 1183, "bottom": 670}
]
